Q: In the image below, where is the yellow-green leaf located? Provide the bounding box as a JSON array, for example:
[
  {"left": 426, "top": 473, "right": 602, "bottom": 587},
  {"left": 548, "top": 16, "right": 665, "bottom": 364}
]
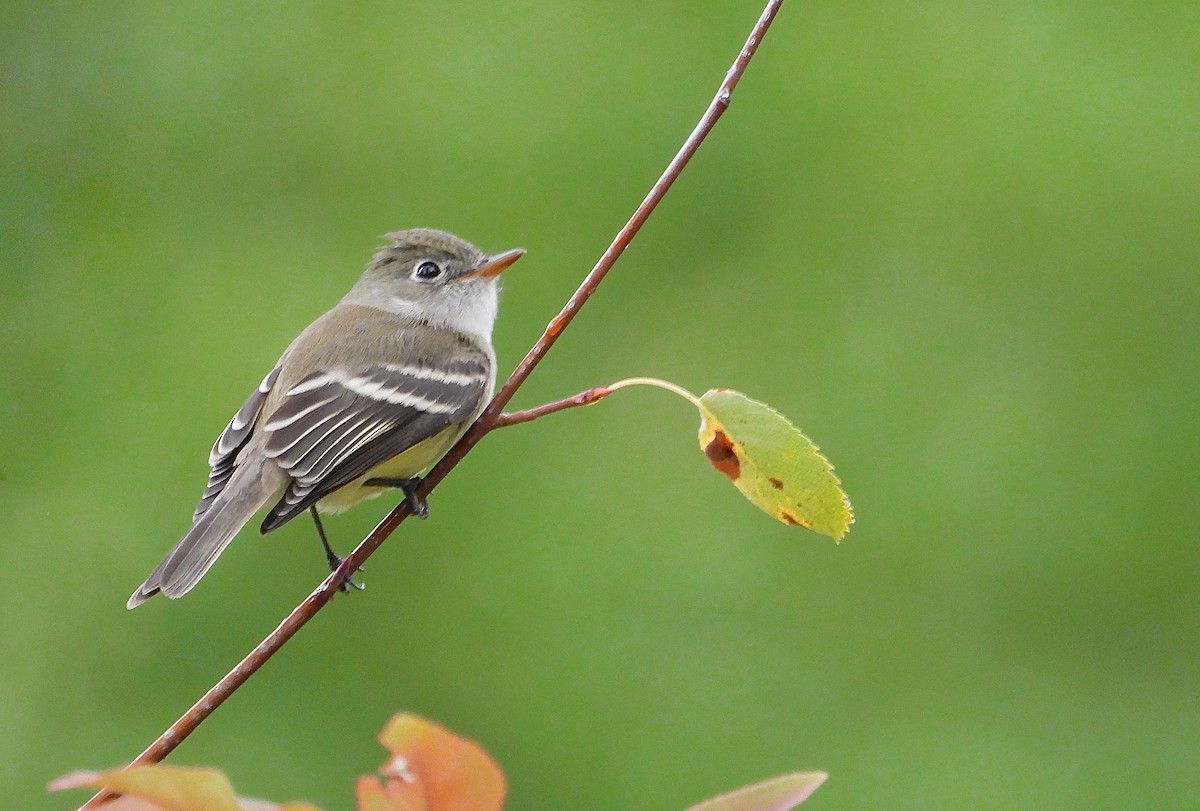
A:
[
  {"left": 49, "top": 766, "right": 324, "bottom": 811},
  {"left": 697, "top": 389, "right": 853, "bottom": 540},
  {"left": 47, "top": 765, "right": 321, "bottom": 811}
]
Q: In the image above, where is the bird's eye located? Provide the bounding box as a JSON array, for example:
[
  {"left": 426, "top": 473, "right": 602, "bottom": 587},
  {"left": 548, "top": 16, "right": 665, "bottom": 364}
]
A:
[{"left": 414, "top": 261, "right": 443, "bottom": 280}]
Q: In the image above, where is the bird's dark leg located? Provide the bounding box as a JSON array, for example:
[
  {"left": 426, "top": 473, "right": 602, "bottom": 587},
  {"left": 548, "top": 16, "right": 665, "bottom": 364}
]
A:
[
  {"left": 363, "top": 476, "right": 429, "bottom": 519},
  {"left": 310, "top": 506, "right": 364, "bottom": 592}
]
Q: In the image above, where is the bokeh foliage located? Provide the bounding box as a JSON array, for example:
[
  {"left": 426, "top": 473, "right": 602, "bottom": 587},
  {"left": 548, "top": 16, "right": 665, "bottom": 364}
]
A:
[{"left": 2, "top": 2, "right": 1198, "bottom": 809}]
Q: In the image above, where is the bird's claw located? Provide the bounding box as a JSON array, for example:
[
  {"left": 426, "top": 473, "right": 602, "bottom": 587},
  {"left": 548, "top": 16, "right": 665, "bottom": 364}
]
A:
[
  {"left": 326, "top": 551, "right": 366, "bottom": 593},
  {"left": 364, "top": 476, "right": 430, "bottom": 519}
]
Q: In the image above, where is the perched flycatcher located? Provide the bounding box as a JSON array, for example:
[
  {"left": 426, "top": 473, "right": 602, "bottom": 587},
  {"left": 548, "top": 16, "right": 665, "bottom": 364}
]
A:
[{"left": 127, "top": 229, "right": 523, "bottom": 608}]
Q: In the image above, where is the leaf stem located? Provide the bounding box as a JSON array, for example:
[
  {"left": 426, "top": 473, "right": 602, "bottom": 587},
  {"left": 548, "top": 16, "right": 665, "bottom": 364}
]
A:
[
  {"left": 604, "top": 377, "right": 702, "bottom": 407},
  {"left": 82, "top": 3, "right": 785, "bottom": 806}
]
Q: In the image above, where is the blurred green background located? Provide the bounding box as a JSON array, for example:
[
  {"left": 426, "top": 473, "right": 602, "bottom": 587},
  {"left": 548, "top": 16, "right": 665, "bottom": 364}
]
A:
[{"left": 3, "top": 1, "right": 1198, "bottom": 808}]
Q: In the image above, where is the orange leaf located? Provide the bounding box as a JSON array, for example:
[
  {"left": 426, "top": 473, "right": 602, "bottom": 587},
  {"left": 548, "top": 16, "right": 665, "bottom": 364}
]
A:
[
  {"left": 355, "top": 773, "right": 426, "bottom": 811},
  {"left": 359, "top": 714, "right": 505, "bottom": 811}
]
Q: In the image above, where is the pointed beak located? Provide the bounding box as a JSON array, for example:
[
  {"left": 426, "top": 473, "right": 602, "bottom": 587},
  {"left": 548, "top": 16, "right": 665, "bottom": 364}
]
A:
[{"left": 473, "top": 247, "right": 525, "bottom": 279}]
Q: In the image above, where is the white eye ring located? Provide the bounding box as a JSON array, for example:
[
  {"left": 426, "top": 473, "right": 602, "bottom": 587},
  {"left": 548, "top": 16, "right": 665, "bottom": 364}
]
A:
[{"left": 414, "top": 260, "right": 443, "bottom": 280}]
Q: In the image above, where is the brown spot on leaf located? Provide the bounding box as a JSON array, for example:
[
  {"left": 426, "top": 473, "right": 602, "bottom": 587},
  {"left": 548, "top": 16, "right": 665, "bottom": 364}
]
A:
[
  {"left": 781, "top": 512, "right": 811, "bottom": 528},
  {"left": 704, "top": 431, "right": 741, "bottom": 480},
  {"left": 769, "top": 477, "right": 784, "bottom": 490}
]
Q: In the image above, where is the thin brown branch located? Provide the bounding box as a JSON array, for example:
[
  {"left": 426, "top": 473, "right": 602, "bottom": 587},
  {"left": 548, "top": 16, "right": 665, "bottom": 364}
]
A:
[
  {"left": 493, "top": 387, "right": 613, "bottom": 428},
  {"left": 82, "top": 2, "right": 783, "bottom": 805},
  {"left": 480, "top": 0, "right": 783, "bottom": 422}
]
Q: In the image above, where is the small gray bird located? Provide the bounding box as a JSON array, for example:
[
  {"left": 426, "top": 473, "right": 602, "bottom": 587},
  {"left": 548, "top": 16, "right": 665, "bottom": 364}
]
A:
[{"left": 127, "top": 229, "right": 523, "bottom": 608}]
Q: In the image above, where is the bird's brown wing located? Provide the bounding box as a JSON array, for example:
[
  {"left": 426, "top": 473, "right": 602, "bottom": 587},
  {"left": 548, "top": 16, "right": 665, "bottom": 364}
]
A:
[
  {"left": 258, "top": 354, "right": 490, "bottom": 531},
  {"left": 193, "top": 367, "right": 281, "bottom": 521}
]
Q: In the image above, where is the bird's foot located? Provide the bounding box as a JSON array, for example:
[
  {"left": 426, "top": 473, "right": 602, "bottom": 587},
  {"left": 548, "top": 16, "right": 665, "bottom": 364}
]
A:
[
  {"left": 310, "top": 505, "right": 364, "bottom": 593},
  {"left": 364, "top": 476, "right": 429, "bottom": 519},
  {"left": 326, "top": 550, "right": 366, "bottom": 593}
]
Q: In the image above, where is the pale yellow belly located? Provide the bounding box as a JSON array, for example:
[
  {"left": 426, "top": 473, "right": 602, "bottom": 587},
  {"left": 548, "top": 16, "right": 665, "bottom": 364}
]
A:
[{"left": 315, "top": 426, "right": 461, "bottom": 514}]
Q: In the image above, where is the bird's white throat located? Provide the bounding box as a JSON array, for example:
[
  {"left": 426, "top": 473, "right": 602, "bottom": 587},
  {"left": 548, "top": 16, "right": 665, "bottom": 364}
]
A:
[{"left": 381, "top": 282, "right": 500, "bottom": 341}]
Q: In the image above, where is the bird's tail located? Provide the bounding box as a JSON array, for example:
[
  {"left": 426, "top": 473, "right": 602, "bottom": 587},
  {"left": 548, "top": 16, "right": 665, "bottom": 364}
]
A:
[{"left": 127, "top": 458, "right": 278, "bottom": 609}]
